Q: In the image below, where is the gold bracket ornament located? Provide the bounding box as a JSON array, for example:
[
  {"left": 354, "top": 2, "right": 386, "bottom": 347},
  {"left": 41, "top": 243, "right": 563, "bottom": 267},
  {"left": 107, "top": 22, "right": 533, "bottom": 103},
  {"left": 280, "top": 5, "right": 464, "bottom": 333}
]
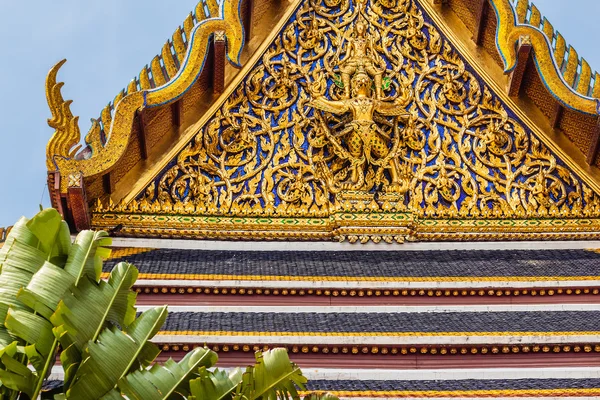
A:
[{"left": 45, "top": 0, "right": 246, "bottom": 192}]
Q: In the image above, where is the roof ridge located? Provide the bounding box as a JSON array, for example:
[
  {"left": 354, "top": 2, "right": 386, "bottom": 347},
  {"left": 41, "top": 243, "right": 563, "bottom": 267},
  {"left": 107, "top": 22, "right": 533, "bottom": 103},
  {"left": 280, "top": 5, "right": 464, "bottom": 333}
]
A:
[
  {"left": 512, "top": 0, "right": 600, "bottom": 98},
  {"left": 87, "top": 0, "right": 220, "bottom": 150}
]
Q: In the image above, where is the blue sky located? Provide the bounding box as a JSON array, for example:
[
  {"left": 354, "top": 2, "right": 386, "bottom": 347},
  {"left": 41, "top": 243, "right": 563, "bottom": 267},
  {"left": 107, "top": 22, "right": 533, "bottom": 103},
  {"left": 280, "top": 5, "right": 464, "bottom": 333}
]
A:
[{"left": 0, "top": 1, "right": 598, "bottom": 227}]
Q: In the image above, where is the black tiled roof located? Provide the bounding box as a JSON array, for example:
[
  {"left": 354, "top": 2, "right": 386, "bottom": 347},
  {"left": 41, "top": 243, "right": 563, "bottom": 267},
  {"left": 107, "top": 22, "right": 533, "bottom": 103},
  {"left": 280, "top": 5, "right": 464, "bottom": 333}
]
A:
[
  {"left": 160, "top": 311, "right": 600, "bottom": 333},
  {"left": 106, "top": 248, "right": 600, "bottom": 278},
  {"left": 306, "top": 378, "right": 600, "bottom": 391}
]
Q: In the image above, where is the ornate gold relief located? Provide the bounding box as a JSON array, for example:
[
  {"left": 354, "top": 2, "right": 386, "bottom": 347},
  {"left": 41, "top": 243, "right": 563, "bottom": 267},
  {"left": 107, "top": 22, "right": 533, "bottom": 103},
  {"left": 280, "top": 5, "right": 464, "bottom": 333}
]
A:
[
  {"left": 93, "top": 0, "right": 600, "bottom": 241},
  {"left": 45, "top": 0, "right": 246, "bottom": 192}
]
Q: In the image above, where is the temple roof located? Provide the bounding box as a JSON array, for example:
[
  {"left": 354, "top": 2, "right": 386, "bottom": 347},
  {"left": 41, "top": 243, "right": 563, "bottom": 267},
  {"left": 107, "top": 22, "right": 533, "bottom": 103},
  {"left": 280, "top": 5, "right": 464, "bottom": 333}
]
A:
[
  {"left": 31, "top": 1, "right": 600, "bottom": 390},
  {"left": 44, "top": 0, "right": 600, "bottom": 242},
  {"left": 105, "top": 241, "right": 600, "bottom": 372}
]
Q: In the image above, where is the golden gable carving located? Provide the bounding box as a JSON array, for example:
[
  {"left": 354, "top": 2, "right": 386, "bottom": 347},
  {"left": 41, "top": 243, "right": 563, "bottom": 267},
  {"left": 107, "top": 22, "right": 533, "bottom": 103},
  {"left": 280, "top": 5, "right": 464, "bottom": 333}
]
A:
[{"left": 93, "top": 0, "right": 600, "bottom": 242}]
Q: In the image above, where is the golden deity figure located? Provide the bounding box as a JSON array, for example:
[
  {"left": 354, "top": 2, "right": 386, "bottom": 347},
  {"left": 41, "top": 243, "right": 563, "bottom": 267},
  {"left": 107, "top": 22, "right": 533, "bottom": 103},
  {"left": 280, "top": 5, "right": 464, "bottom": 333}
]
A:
[
  {"left": 339, "top": 19, "right": 385, "bottom": 99},
  {"left": 269, "top": 54, "right": 294, "bottom": 99},
  {"left": 530, "top": 168, "right": 551, "bottom": 209},
  {"left": 300, "top": 13, "right": 323, "bottom": 50},
  {"left": 311, "top": 68, "right": 409, "bottom": 190},
  {"left": 480, "top": 120, "right": 509, "bottom": 155},
  {"left": 222, "top": 116, "right": 254, "bottom": 153}
]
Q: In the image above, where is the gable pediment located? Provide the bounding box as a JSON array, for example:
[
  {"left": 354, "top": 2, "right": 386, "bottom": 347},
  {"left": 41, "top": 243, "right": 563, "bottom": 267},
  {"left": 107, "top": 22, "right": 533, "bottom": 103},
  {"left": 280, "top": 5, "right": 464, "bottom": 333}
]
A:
[{"left": 92, "top": 0, "right": 600, "bottom": 242}]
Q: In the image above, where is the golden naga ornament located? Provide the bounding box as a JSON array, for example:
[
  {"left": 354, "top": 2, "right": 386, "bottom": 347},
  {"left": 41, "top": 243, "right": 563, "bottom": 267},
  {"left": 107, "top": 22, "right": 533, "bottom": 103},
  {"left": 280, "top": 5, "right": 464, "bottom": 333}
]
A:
[
  {"left": 90, "top": 0, "right": 600, "bottom": 242},
  {"left": 45, "top": 0, "right": 245, "bottom": 191},
  {"left": 489, "top": 0, "right": 600, "bottom": 116}
]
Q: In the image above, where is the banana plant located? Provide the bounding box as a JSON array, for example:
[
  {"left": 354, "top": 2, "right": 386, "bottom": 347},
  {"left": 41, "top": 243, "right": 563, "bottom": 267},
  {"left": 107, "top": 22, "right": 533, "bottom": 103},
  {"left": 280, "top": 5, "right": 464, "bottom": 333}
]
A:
[
  {"left": 0, "top": 209, "right": 170, "bottom": 399},
  {"left": 189, "top": 367, "right": 244, "bottom": 399},
  {"left": 115, "top": 345, "right": 219, "bottom": 399},
  {"left": 189, "top": 348, "right": 309, "bottom": 400},
  {"left": 0, "top": 209, "right": 73, "bottom": 398}
]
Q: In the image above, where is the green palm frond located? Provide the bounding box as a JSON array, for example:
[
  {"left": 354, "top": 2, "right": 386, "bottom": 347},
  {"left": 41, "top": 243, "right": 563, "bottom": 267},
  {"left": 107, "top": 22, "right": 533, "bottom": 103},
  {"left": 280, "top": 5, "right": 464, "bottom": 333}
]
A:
[
  {"left": 117, "top": 346, "right": 219, "bottom": 400},
  {"left": 52, "top": 262, "right": 138, "bottom": 351},
  {"left": 52, "top": 262, "right": 138, "bottom": 385},
  {"left": 63, "top": 230, "right": 111, "bottom": 285}
]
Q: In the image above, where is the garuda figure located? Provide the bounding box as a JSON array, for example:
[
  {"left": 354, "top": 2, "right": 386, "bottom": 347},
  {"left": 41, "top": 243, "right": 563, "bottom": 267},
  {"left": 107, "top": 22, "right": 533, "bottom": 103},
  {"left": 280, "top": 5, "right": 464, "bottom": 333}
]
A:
[{"left": 310, "top": 67, "right": 409, "bottom": 191}]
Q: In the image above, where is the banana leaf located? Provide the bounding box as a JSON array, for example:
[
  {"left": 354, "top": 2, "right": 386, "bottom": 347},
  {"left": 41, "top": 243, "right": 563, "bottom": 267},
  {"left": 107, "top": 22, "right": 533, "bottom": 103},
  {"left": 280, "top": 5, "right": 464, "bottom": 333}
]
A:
[
  {"left": 0, "top": 342, "right": 35, "bottom": 399},
  {"left": 52, "top": 262, "right": 138, "bottom": 386},
  {"left": 234, "top": 348, "right": 307, "bottom": 400},
  {"left": 0, "top": 210, "right": 69, "bottom": 348},
  {"left": 24, "top": 208, "right": 70, "bottom": 256},
  {"left": 17, "top": 261, "right": 76, "bottom": 320},
  {"left": 117, "top": 346, "right": 219, "bottom": 399},
  {"left": 52, "top": 262, "right": 138, "bottom": 351},
  {"left": 5, "top": 309, "right": 55, "bottom": 359},
  {"left": 66, "top": 306, "right": 168, "bottom": 399},
  {"left": 189, "top": 367, "right": 243, "bottom": 400},
  {"left": 303, "top": 394, "right": 340, "bottom": 400},
  {"left": 0, "top": 209, "right": 70, "bottom": 267},
  {"left": 63, "top": 230, "right": 111, "bottom": 284}
]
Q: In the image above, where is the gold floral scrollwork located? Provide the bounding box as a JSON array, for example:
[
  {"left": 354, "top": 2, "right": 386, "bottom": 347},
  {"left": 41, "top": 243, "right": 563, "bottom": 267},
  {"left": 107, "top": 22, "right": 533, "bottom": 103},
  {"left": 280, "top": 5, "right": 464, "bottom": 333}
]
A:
[
  {"left": 123, "top": 0, "right": 600, "bottom": 238},
  {"left": 68, "top": 172, "right": 83, "bottom": 188}
]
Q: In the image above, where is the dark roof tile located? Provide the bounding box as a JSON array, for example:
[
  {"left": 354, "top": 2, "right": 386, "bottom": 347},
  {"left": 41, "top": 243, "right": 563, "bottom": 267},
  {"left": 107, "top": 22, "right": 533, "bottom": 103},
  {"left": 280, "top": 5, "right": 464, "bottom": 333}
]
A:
[
  {"left": 106, "top": 248, "right": 600, "bottom": 279},
  {"left": 161, "top": 310, "right": 600, "bottom": 333},
  {"left": 307, "top": 378, "right": 600, "bottom": 391}
]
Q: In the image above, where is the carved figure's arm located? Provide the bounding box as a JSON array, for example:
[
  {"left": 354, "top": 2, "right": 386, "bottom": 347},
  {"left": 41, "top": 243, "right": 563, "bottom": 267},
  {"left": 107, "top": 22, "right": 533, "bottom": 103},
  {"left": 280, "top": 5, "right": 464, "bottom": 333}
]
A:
[{"left": 310, "top": 97, "right": 349, "bottom": 114}]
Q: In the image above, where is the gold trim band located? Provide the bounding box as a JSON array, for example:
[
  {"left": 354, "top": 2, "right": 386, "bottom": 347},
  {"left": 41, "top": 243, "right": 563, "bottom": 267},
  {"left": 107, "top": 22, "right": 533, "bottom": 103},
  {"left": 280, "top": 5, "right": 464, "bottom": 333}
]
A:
[{"left": 109, "top": 273, "right": 600, "bottom": 283}]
